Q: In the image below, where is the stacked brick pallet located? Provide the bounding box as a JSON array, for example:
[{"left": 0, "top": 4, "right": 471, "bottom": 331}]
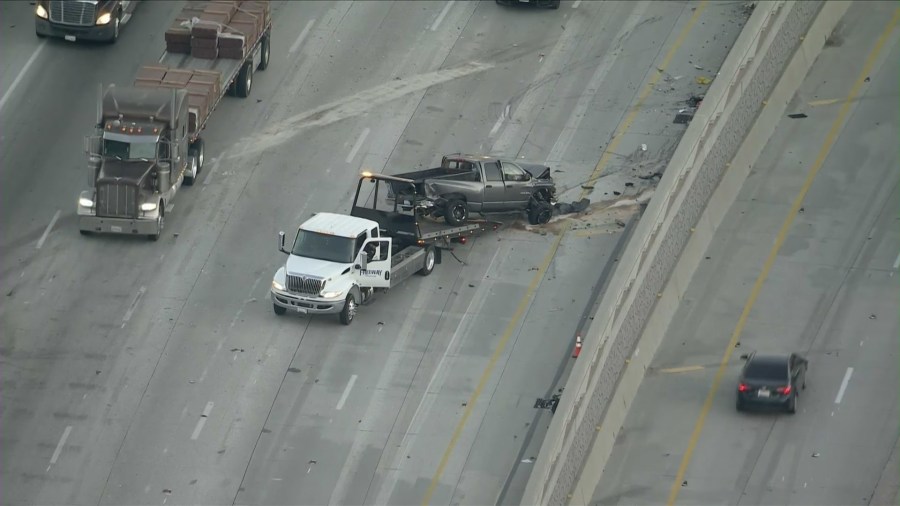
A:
[
  {"left": 164, "top": 0, "right": 271, "bottom": 60},
  {"left": 133, "top": 65, "right": 223, "bottom": 132}
]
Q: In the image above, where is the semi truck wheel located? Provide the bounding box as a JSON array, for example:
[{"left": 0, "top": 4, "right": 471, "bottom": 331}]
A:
[
  {"left": 418, "top": 245, "right": 436, "bottom": 276},
  {"left": 273, "top": 303, "right": 286, "bottom": 315},
  {"left": 236, "top": 61, "right": 253, "bottom": 98},
  {"left": 148, "top": 205, "right": 164, "bottom": 241},
  {"left": 339, "top": 293, "right": 357, "bottom": 325},
  {"left": 444, "top": 199, "right": 468, "bottom": 226},
  {"left": 258, "top": 32, "right": 271, "bottom": 70},
  {"left": 183, "top": 156, "right": 198, "bottom": 186},
  {"left": 189, "top": 138, "right": 205, "bottom": 170}
]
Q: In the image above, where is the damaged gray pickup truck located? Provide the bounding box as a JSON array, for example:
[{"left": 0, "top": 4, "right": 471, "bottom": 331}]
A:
[{"left": 388, "top": 154, "right": 557, "bottom": 226}]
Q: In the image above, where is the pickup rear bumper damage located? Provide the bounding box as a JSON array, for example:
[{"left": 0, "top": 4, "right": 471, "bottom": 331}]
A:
[{"left": 271, "top": 289, "right": 345, "bottom": 315}]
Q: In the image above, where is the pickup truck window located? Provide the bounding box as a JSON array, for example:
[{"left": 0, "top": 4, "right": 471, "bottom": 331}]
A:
[
  {"left": 484, "top": 161, "right": 503, "bottom": 182},
  {"left": 501, "top": 161, "right": 529, "bottom": 182},
  {"left": 292, "top": 230, "right": 357, "bottom": 264}
]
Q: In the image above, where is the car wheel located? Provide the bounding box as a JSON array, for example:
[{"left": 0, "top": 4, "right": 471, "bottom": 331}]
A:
[
  {"left": 339, "top": 293, "right": 357, "bottom": 325},
  {"left": 273, "top": 303, "right": 286, "bottom": 315},
  {"left": 787, "top": 393, "right": 797, "bottom": 414},
  {"left": 444, "top": 199, "right": 468, "bottom": 226}
]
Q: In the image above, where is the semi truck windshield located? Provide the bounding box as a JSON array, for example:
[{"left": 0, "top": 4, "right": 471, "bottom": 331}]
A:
[
  {"left": 292, "top": 230, "right": 357, "bottom": 264},
  {"left": 104, "top": 139, "right": 157, "bottom": 160}
]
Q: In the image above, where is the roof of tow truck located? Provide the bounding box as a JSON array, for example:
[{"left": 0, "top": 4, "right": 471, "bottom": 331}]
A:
[{"left": 300, "top": 212, "right": 378, "bottom": 239}]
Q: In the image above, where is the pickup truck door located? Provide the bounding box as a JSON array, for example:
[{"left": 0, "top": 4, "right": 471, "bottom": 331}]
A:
[
  {"left": 499, "top": 161, "right": 533, "bottom": 210},
  {"left": 356, "top": 238, "right": 392, "bottom": 289},
  {"left": 481, "top": 161, "right": 506, "bottom": 212}
]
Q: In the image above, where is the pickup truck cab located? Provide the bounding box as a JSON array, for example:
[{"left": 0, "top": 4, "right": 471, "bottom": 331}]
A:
[{"left": 390, "top": 154, "right": 557, "bottom": 226}]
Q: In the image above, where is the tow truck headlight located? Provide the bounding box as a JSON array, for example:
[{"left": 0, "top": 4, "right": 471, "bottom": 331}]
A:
[
  {"left": 96, "top": 12, "right": 112, "bottom": 25},
  {"left": 79, "top": 197, "right": 94, "bottom": 208},
  {"left": 140, "top": 202, "right": 158, "bottom": 212},
  {"left": 321, "top": 290, "right": 343, "bottom": 299},
  {"left": 35, "top": 4, "right": 48, "bottom": 19},
  {"left": 272, "top": 280, "right": 285, "bottom": 291}
]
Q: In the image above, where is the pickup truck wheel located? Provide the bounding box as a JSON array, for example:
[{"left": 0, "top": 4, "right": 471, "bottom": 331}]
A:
[
  {"left": 444, "top": 199, "right": 468, "bottom": 226},
  {"left": 258, "top": 32, "right": 271, "bottom": 70},
  {"left": 236, "top": 61, "right": 253, "bottom": 98},
  {"left": 528, "top": 201, "right": 553, "bottom": 225},
  {"left": 183, "top": 156, "right": 198, "bottom": 186},
  {"left": 418, "top": 245, "right": 436, "bottom": 276},
  {"left": 339, "top": 293, "right": 357, "bottom": 325},
  {"left": 273, "top": 303, "right": 286, "bottom": 315}
]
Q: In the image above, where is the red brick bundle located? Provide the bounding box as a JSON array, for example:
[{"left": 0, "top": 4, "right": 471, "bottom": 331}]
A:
[
  {"left": 133, "top": 65, "right": 224, "bottom": 133},
  {"left": 164, "top": 0, "right": 270, "bottom": 60}
]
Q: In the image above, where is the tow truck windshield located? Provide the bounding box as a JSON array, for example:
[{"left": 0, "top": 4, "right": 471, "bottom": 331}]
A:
[
  {"left": 104, "top": 139, "right": 157, "bottom": 161},
  {"left": 292, "top": 230, "right": 357, "bottom": 264}
]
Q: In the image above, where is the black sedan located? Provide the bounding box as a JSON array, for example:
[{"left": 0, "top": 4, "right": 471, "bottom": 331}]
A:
[{"left": 736, "top": 352, "right": 808, "bottom": 414}]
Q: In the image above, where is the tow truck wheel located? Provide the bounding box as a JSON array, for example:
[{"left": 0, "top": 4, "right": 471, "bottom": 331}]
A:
[
  {"left": 339, "top": 293, "right": 357, "bottom": 325},
  {"left": 273, "top": 303, "right": 286, "bottom": 316},
  {"left": 444, "top": 199, "right": 468, "bottom": 226},
  {"left": 418, "top": 245, "right": 436, "bottom": 276}
]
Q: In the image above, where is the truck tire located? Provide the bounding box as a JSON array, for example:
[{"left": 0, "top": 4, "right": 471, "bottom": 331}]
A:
[
  {"left": 418, "top": 245, "right": 436, "bottom": 276},
  {"left": 444, "top": 199, "right": 468, "bottom": 226},
  {"left": 189, "top": 138, "right": 205, "bottom": 170},
  {"left": 528, "top": 201, "right": 553, "bottom": 225},
  {"left": 148, "top": 205, "right": 163, "bottom": 241},
  {"left": 273, "top": 303, "right": 286, "bottom": 315},
  {"left": 258, "top": 32, "right": 271, "bottom": 70},
  {"left": 339, "top": 293, "right": 357, "bottom": 325},
  {"left": 183, "top": 155, "right": 198, "bottom": 186},
  {"left": 236, "top": 61, "right": 253, "bottom": 98},
  {"left": 107, "top": 11, "right": 121, "bottom": 43}
]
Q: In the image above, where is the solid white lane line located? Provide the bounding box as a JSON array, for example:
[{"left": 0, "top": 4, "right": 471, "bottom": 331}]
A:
[
  {"left": 892, "top": 251, "right": 900, "bottom": 270},
  {"left": 489, "top": 113, "right": 505, "bottom": 136},
  {"left": 430, "top": 1, "right": 455, "bottom": 31},
  {"left": 49, "top": 425, "right": 72, "bottom": 465},
  {"left": 289, "top": 19, "right": 316, "bottom": 54},
  {"left": 0, "top": 42, "right": 46, "bottom": 115},
  {"left": 572, "top": 0, "right": 582, "bottom": 8},
  {"left": 834, "top": 367, "right": 853, "bottom": 404},
  {"left": 122, "top": 286, "right": 147, "bottom": 323},
  {"left": 336, "top": 374, "right": 358, "bottom": 411},
  {"left": 158, "top": 51, "right": 168, "bottom": 63},
  {"left": 36, "top": 210, "right": 61, "bottom": 250},
  {"left": 191, "top": 402, "right": 214, "bottom": 440},
  {"left": 345, "top": 128, "right": 370, "bottom": 163}
]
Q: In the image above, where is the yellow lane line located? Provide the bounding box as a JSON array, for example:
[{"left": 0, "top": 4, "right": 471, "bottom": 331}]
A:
[
  {"left": 666, "top": 8, "right": 900, "bottom": 506},
  {"left": 420, "top": 2, "right": 710, "bottom": 504}
]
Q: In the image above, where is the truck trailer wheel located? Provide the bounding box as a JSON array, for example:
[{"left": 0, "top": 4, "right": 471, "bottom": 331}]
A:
[
  {"left": 273, "top": 303, "right": 286, "bottom": 315},
  {"left": 418, "top": 245, "right": 436, "bottom": 276},
  {"left": 339, "top": 293, "right": 357, "bottom": 325},
  {"left": 236, "top": 61, "right": 253, "bottom": 98},
  {"left": 444, "top": 199, "right": 468, "bottom": 226},
  {"left": 258, "top": 32, "right": 271, "bottom": 70}
]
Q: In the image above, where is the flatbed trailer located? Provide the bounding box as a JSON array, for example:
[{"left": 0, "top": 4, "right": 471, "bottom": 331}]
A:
[{"left": 350, "top": 171, "right": 499, "bottom": 247}]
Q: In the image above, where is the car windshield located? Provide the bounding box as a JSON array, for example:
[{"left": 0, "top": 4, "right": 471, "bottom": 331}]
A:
[
  {"left": 291, "top": 230, "right": 356, "bottom": 264},
  {"left": 744, "top": 359, "right": 788, "bottom": 381},
  {"left": 104, "top": 139, "right": 157, "bottom": 161}
]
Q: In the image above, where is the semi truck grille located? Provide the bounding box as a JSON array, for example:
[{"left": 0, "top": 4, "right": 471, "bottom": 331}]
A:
[
  {"left": 286, "top": 274, "right": 323, "bottom": 295},
  {"left": 97, "top": 183, "right": 137, "bottom": 219},
  {"left": 49, "top": 1, "right": 96, "bottom": 26}
]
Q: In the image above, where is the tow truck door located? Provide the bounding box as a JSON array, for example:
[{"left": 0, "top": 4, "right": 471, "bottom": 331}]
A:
[{"left": 356, "top": 238, "right": 392, "bottom": 288}]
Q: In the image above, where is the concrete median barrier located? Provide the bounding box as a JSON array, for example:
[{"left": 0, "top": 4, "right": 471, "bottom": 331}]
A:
[{"left": 521, "top": 1, "right": 852, "bottom": 504}]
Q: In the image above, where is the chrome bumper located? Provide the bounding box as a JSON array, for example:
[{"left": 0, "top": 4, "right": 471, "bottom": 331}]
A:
[
  {"left": 271, "top": 289, "right": 344, "bottom": 315},
  {"left": 79, "top": 215, "right": 160, "bottom": 236}
]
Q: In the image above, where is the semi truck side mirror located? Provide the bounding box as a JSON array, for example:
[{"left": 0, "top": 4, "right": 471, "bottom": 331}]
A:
[{"left": 278, "top": 231, "right": 287, "bottom": 254}]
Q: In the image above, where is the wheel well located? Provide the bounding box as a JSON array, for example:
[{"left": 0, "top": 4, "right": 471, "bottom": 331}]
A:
[
  {"left": 534, "top": 189, "right": 552, "bottom": 202},
  {"left": 441, "top": 193, "right": 467, "bottom": 203}
]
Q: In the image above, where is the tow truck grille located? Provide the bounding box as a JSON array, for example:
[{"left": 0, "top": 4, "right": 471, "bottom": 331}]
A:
[
  {"left": 286, "top": 274, "right": 323, "bottom": 295},
  {"left": 49, "top": 1, "right": 96, "bottom": 26},
  {"left": 97, "top": 183, "right": 137, "bottom": 219}
]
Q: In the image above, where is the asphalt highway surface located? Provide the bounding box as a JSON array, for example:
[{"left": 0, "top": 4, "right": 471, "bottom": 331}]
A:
[{"left": 0, "top": 1, "right": 746, "bottom": 504}]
